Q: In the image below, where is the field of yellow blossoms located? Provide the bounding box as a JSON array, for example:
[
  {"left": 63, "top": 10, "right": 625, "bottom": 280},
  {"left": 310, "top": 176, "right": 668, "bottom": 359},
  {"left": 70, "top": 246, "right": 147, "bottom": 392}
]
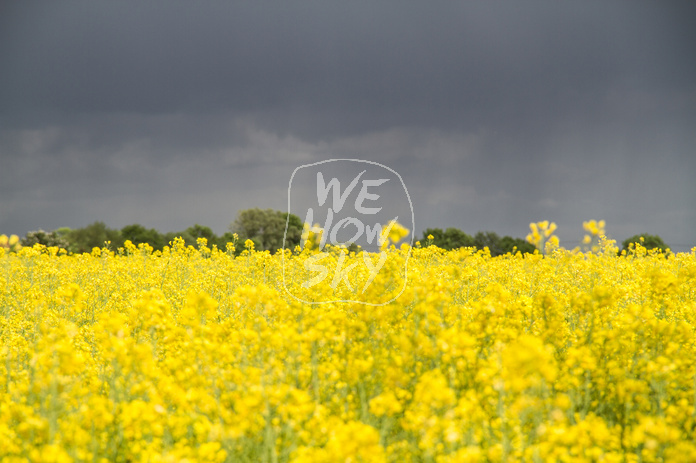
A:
[{"left": 1, "top": 227, "right": 696, "bottom": 462}]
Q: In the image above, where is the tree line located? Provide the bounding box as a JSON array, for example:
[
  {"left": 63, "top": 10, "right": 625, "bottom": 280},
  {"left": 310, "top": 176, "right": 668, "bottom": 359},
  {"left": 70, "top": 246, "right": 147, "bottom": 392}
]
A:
[
  {"left": 20, "top": 209, "right": 301, "bottom": 255},
  {"left": 19, "top": 208, "right": 667, "bottom": 255}
]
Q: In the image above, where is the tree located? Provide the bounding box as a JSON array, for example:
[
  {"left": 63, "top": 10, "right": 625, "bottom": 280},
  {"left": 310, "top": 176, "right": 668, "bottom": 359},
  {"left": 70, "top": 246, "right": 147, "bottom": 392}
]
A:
[
  {"left": 166, "top": 224, "right": 219, "bottom": 249},
  {"left": 66, "top": 222, "right": 121, "bottom": 253},
  {"left": 121, "top": 224, "right": 165, "bottom": 250},
  {"left": 217, "top": 231, "right": 239, "bottom": 250},
  {"left": 230, "top": 208, "right": 303, "bottom": 253},
  {"left": 473, "top": 231, "right": 505, "bottom": 256},
  {"left": 421, "top": 227, "right": 474, "bottom": 250},
  {"left": 443, "top": 227, "right": 475, "bottom": 249},
  {"left": 622, "top": 234, "right": 668, "bottom": 253},
  {"left": 422, "top": 227, "right": 535, "bottom": 256},
  {"left": 473, "top": 232, "right": 537, "bottom": 257},
  {"left": 422, "top": 228, "right": 446, "bottom": 246},
  {"left": 184, "top": 224, "right": 217, "bottom": 244},
  {"left": 21, "top": 229, "right": 70, "bottom": 249},
  {"left": 499, "top": 236, "right": 536, "bottom": 255}
]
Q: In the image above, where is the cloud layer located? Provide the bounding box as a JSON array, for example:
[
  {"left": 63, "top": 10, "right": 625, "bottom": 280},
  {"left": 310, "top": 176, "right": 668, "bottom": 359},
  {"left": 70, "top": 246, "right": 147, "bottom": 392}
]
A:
[{"left": 1, "top": 2, "right": 695, "bottom": 250}]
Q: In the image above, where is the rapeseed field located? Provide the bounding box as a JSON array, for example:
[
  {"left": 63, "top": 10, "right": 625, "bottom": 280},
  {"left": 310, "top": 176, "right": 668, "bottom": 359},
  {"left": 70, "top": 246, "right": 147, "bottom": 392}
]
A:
[{"left": 1, "top": 230, "right": 695, "bottom": 462}]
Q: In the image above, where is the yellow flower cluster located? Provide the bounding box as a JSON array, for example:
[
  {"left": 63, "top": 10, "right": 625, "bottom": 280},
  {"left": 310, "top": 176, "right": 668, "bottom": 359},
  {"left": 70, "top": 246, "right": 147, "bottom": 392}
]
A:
[
  {"left": 0, "top": 234, "right": 695, "bottom": 462},
  {"left": 301, "top": 219, "right": 410, "bottom": 252},
  {"left": 0, "top": 234, "right": 22, "bottom": 255},
  {"left": 582, "top": 220, "right": 607, "bottom": 253},
  {"left": 526, "top": 221, "right": 559, "bottom": 254}
]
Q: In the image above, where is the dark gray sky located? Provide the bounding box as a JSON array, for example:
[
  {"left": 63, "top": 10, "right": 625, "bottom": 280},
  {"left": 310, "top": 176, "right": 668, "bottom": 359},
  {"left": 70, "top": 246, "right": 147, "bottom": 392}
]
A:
[{"left": 1, "top": 1, "right": 695, "bottom": 251}]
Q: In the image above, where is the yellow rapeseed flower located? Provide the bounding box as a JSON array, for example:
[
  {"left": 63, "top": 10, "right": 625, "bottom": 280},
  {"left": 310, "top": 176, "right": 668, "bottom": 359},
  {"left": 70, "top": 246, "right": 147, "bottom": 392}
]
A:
[{"left": 0, "top": 218, "right": 693, "bottom": 461}]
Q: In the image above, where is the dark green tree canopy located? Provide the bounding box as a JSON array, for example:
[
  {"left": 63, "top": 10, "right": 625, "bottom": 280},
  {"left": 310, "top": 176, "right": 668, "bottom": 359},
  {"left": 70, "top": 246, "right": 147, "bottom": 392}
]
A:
[
  {"left": 21, "top": 229, "right": 70, "bottom": 249},
  {"left": 499, "top": 236, "right": 536, "bottom": 255},
  {"left": 622, "top": 234, "right": 668, "bottom": 253},
  {"left": 66, "top": 221, "right": 121, "bottom": 253},
  {"left": 20, "top": 218, "right": 537, "bottom": 256},
  {"left": 121, "top": 224, "right": 165, "bottom": 249},
  {"left": 422, "top": 227, "right": 534, "bottom": 256},
  {"left": 230, "top": 208, "right": 303, "bottom": 253},
  {"left": 422, "top": 227, "right": 475, "bottom": 250},
  {"left": 473, "top": 231, "right": 504, "bottom": 256}
]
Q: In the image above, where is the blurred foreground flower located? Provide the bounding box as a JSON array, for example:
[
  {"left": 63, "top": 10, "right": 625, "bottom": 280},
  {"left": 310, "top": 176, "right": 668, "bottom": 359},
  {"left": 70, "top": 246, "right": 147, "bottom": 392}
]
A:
[
  {"left": 526, "top": 221, "right": 558, "bottom": 254},
  {"left": 0, "top": 234, "right": 22, "bottom": 254},
  {"left": 582, "top": 219, "right": 607, "bottom": 253}
]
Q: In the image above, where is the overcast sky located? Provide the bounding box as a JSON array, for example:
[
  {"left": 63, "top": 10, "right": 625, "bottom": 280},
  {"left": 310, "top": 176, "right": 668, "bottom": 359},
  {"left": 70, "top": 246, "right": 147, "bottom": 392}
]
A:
[{"left": 1, "top": 1, "right": 695, "bottom": 251}]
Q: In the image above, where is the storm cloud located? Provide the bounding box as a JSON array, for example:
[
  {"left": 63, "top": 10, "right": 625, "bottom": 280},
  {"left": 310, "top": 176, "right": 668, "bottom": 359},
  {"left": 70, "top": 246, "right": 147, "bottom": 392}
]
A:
[{"left": 1, "top": 1, "right": 695, "bottom": 250}]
